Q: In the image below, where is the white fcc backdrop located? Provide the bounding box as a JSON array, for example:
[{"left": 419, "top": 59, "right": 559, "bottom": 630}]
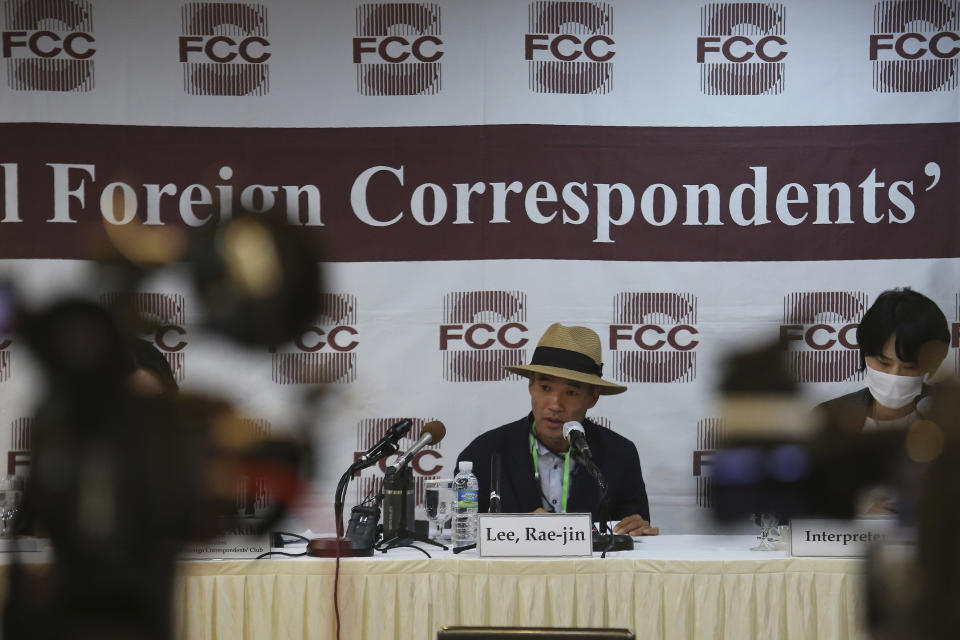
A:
[{"left": 0, "top": 0, "right": 959, "bottom": 534}]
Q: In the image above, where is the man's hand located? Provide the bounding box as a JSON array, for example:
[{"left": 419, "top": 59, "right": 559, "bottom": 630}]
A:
[{"left": 613, "top": 514, "right": 659, "bottom": 536}]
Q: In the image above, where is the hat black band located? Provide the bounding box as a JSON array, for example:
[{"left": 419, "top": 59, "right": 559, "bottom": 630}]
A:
[{"left": 530, "top": 346, "right": 603, "bottom": 377}]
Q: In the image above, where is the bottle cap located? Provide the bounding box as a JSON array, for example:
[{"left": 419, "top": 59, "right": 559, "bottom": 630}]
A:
[{"left": 458, "top": 460, "right": 473, "bottom": 473}]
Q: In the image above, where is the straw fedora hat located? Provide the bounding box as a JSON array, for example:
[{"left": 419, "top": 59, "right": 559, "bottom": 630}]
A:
[{"left": 505, "top": 323, "right": 627, "bottom": 395}]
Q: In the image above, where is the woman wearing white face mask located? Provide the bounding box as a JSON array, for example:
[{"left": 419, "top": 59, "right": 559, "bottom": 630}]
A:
[
  {"left": 816, "top": 288, "right": 949, "bottom": 514},
  {"left": 817, "top": 288, "right": 949, "bottom": 433}
]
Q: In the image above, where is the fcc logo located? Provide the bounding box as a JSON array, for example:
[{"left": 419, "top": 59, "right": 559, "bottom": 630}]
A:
[
  {"left": 1, "top": 0, "right": 95, "bottom": 92},
  {"left": 609, "top": 292, "right": 700, "bottom": 383},
  {"left": 0, "top": 334, "right": 10, "bottom": 382},
  {"left": 697, "top": 2, "right": 787, "bottom": 95},
  {"left": 179, "top": 2, "right": 271, "bottom": 96},
  {"left": 353, "top": 417, "right": 443, "bottom": 507},
  {"left": 525, "top": 1, "right": 615, "bottom": 94},
  {"left": 6, "top": 416, "right": 30, "bottom": 476},
  {"left": 693, "top": 417, "right": 725, "bottom": 509},
  {"left": 870, "top": 0, "right": 959, "bottom": 93},
  {"left": 439, "top": 290, "right": 529, "bottom": 382},
  {"left": 353, "top": 3, "right": 443, "bottom": 96},
  {"left": 101, "top": 292, "right": 188, "bottom": 383},
  {"left": 780, "top": 291, "right": 866, "bottom": 383},
  {"left": 271, "top": 293, "right": 359, "bottom": 384}
]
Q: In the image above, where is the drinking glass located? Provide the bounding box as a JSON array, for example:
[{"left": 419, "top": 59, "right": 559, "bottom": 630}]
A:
[
  {"left": 750, "top": 512, "right": 779, "bottom": 551},
  {"left": 424, "top": 478, "right": 454, "bottom": 541},
  {"left": 0, "top": 475, "right": 22, "bottom": 539}
]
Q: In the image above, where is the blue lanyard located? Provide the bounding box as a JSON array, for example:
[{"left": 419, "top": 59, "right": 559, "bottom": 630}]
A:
[{"left": 529, "top": 421, "right": 571, "bottom": 513}]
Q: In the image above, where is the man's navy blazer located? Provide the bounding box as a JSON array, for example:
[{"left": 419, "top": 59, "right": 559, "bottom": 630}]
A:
[{"left": 456, "top": 414, "right": 650, "bottom": 522}]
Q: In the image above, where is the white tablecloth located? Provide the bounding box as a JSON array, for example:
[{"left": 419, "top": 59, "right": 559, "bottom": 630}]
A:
[{"left": 170, "top": 535, "right": 870, "bottom": 640}]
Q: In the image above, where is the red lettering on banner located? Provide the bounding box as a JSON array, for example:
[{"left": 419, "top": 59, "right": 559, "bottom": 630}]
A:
[
  {"left": 2, "top": 31, "right": 96, "bottom": 59},
  {"left": 837, "top": 324, "right": 858, "bottom": 349},
  {"left": 525, "top": 34, "right": 615, "bottom": 62},
  {"left": 465, "top": 323, "right": 496, "bottom": 349},
  {"left": 551, "top": 34, "right": 582, "bottom": 61},
  {"left": 155, "top": 325, "right": 187, "bottom": 352},
  {"left": 373, "top": 450, "right": 440, "bottom": 474},
  {"left": 780, "top": 324, "right": 858, "bottom": 350},
  {"left": 525, "top": 34, "right": 549, "bottom": 59},
  {"left": 870, "top": 32, "right": 960, "bottom": 61},
  {"left": 412, "top": 36, "right": 442, "bottom": 62},
  {"left": 178, "top": 36, "right": 271, "bottom": 63},
  {"left": 693, "top": 450, "right": 714, "bottom": 476},
  {"left": 439, "top": 325, "right": 462, "bottom": 350},
  {"left": 30, "top": 31, "right": 63, "bottom": 58},
  {"left": 1, "top": 32, "right": 26, "bottom": 57},
  {"left": 179, "top": 36, "right": 203, "bottom": 61},
  {"left": 411, "top": 449, "right": 442, "bottom": 475},
  {"left": 869, "top": 34, "right": 894, "bottom": 60},
  {"left": 609, "top": 325, "right": 699, "bottom": 350},
  {"left": 696, "top": 36, "right": 721, "bottom": 62},
  {"left": 637, "top": 325, "right": 666, "bottom": 350},
  {"left": 294, "top": 326, "right": 358, "bottom": 352},
  {"left": 930, "top": 32, "right": 960, "bottom": 58},
  {"left": 697, "top": 35, "right": 787, "bottom": 63},
  {"left": 440, "top": 324, "right": 528, "bottom": 350},
  {"left": 498, "top": 323, "right": 528, "bottom": 348},
  {"left": 352, "top": 36, "right": 444, "bottom": 63},
  {"left": 64, "top": 33, "right": 95, "bottom": 59},
  {"left": 895, "top": 32, "right": 926, "bottom": 60},
  {"left": 7, "top": 451, "right": 28, "bottom": 475},
  {"left": 609, "top": 325, "right": 633, "bottom": 350},
  {"left": 755, "top": 36, "right": 787, "bottom": 62}
]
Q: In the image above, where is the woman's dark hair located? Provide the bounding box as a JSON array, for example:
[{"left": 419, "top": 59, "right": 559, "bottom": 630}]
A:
[
  {"left": 125, "top": 337, "right": 179, "bottom": 393},
  {"left": 857, "top": 288, "right": 949, "bottom": 370}
]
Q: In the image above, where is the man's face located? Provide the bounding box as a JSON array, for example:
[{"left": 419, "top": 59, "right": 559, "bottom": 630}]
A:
[{"left": 529, "top": 373, "right": 600, "bottom": 451}]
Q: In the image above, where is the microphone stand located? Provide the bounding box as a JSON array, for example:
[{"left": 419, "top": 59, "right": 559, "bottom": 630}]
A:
[
  {"left": 309, "top": 424, "right": 416, "bottom": 557},
  {"left": 378, "top": 466, "right": 447, "bottom": 552},
  {"left": 575, "top": 453, "right": 633, "bottom": 554}
]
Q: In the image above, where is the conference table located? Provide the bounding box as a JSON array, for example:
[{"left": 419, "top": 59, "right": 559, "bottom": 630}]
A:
[{"left": 169, "top": 535, "right": 870, "bottom": 640}]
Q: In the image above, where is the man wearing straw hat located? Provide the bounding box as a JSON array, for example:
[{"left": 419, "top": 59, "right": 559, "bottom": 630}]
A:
[{"left": 457, "top": 323, "right": 658, "bottom": 536}]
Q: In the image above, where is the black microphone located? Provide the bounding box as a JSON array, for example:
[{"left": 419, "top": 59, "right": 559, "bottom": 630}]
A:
[
  {"left": 358, "top": 419, "right": 412, "bottom": 467},
  {"left": 489, "top": 453, "right": 502, "bottom": 513},
  {"left": 564, "top": 420, "right": 608, "bottom": 494},
  {"left": 562, "top": 421, "right": 593, "bottom": 460},
  {"left": 387, "top": 421, "right": 446, "bottom": 473}
]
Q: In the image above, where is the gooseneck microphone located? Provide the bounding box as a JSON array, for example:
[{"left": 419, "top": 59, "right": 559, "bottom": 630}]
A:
[
  {"left": 562, "top": 421, "right": 593, "bottom": 460},
  {"left": 563, "top": 420, "right": 607, "bottom": 493},
  {"left": 381, "top": 421, "right": 448, "bottom": 549},
  {"left": 387, "top": 420, "right": 446, "bottom": 473},
  {"left": 357, "top": 419, "right": 413, "bottom": 468}
]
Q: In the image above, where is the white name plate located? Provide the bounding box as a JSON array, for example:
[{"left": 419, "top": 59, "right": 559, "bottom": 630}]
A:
[
  {"left": 790, "top": 517, "right": 896, "bottom": 557},
  {"left": 477, "top": 513, "right": 592, "bottom": 557},
  {"left": 179, "top": 534, "right": 271, "bottom": 560}
]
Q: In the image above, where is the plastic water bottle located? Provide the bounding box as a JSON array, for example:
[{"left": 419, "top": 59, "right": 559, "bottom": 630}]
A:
[{"left": 452, "top": 460, "right": 479, "bottom": 547}]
